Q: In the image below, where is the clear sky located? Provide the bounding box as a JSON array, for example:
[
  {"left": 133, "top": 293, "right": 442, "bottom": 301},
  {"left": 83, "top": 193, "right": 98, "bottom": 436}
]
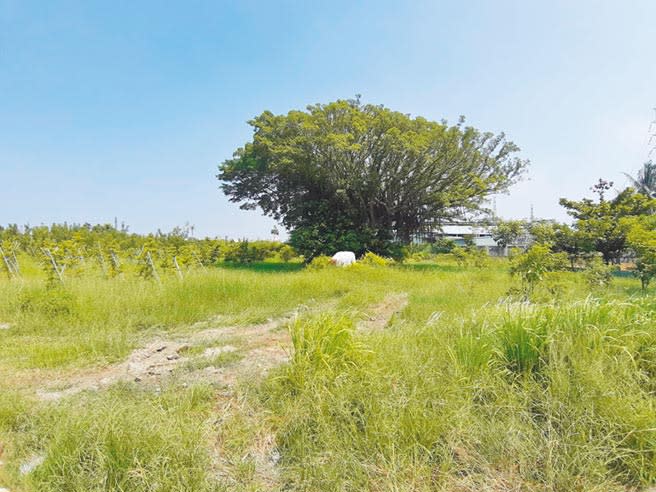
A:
[{"left": 1, "top": 0, "right": 654, "bottom": 238}]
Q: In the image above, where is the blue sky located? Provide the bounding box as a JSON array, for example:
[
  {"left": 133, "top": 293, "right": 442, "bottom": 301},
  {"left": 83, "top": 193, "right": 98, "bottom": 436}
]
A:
[{"left": 1, "top": 1, "right": 654, "bottom": 238}]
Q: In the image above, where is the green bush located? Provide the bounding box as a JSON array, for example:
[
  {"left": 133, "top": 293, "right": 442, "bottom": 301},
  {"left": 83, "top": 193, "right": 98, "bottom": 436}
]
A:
[
  {"left": 359, "top": 252, "right": 393, "bottom": 267},
  {"left": 450, "top": 246, "right": 489, "bottom": 268},
  {"left": 278, "top": 244, "right": 297, "bottom": 262},
  {"left": 451, "top": 246, "right": 468, "bottom": 266},
  {"left": 510, "top": 244, "right": 568, "bottom": 295},
  {"left": 223, "top": 240, "right": 266, "bottom": 263},
  {"left": 584, "top": 256, "right": 614, "bottom": 289},
  {"left": 430, "top": 238, "right": 456, "bottom": 254},
  {"left": 307, "top": 255, "right": 333, "bottom": 270}
]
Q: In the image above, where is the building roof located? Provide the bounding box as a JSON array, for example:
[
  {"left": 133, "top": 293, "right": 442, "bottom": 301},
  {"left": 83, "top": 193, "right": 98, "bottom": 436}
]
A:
[{"left": 439, "top": 225, "right": 492, "bottom": 236}]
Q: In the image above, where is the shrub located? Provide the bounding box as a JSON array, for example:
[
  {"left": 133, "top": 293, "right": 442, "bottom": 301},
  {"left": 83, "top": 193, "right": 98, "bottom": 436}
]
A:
[
  {"left": 634, "top": 257, "right": 656, "bottom": 291},
  {"left": 359, "top": 251, "right": 393, "bottom": 267},
  {"left": 510, "top": 244, "right": 568, "bottom": 295},
  {"left": 584, "top": 256, "right": 614, "bottom": 289},
  {"left": 451, "top": 246, "right": 468, "bottom": 266},
  {"left": 468, "top": 247, "right": 490, "bottom": 268},
  {"left": 430, "top": 238, "right": 456, "bottom": 254},
  {"left": 223, "top": 240, "right": 265, "bottom": 263},
  {"left": 278, "top": 244, "right": 297, "bottom": 263},
  {"left": 451, "top": 246, "right": 489, "bottom": 268},
  {"left": 307, "top": 255, "right": 333, "bottom": 270}
]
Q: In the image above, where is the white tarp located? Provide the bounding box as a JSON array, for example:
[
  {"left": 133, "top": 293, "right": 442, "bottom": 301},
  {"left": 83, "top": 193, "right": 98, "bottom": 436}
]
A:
[{"left": 331, "top": 251, "right": 356, "bottom": 266}]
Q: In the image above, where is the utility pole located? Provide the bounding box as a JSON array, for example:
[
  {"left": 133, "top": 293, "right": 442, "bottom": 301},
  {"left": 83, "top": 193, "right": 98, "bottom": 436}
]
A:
[{"left": 648, "top": 107, "right": 656, "bottom": 158}]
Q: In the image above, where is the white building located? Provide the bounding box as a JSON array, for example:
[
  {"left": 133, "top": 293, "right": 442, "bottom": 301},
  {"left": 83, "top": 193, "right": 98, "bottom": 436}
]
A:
[{"left": 412, "top": 222, "right": 531, "bottom": 256}]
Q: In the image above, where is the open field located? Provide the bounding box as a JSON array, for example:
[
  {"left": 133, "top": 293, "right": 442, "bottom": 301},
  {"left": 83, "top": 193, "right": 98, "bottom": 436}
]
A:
[{"left": 0, "top": 259, "right": 654, "bottom": 491}]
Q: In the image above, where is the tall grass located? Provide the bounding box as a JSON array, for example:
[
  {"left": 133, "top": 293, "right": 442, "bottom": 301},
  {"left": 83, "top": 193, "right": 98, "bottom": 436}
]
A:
[
  {"left": 1, "top": 383, "right": 217, "bottom": 492},
  {"left": 0, "top": 263, "right": 523, "bottom": 369},
  {"left": 265, "top": 298, "right": 656, "bottom": 491},
  {"left": 0, "top": 261, "right": 651, "bottom": 491}
]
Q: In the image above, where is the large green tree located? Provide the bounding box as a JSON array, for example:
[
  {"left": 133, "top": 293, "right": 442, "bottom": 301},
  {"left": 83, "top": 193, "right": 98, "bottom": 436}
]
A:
[{"left": 219, "top": 99, "right": 527, "bottom": 258}]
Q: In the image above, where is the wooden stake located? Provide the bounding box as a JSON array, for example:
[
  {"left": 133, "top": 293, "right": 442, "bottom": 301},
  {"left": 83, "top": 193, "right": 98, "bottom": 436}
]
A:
[
  {"left": 146, "top": 252, "right": 161, "bottom": 284},
  {"left": 173, "top": 256, "right": 184, "bottom": 280},
  {"left": 0, "top": 247, "right": 17, "bottom": 278},
  {"left": 193, "top": 252, "right": 208, "bottom": 271},
  {"left": 42, "top": 248, "right": 64, "bottom": 284}
]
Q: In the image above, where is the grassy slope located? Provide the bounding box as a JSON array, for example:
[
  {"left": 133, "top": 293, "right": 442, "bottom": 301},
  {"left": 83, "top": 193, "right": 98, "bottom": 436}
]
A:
[{"left": 0, "top": 260, "right": 653, "bottom": 491}]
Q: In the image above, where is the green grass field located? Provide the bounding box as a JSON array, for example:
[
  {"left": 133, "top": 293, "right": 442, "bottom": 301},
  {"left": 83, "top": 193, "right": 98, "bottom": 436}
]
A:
[{"left": 0, "top": 258, "right": 654, "bottom": 491}]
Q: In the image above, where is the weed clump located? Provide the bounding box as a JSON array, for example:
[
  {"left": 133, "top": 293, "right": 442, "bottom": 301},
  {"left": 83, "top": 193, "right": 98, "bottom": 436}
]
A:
[
  {"left": 306, "top": 255, "right": 334, "bottom": 270},
  {"left": 16, "top": 383, "right": 217, "bottom": 492},
  {"left": 359, "top": 252, "right": 394, "bottom": 267}
]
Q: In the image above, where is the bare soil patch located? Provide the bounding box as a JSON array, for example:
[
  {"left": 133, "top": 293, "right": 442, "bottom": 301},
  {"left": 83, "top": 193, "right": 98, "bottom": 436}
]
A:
[{"left": 357, "top": 293, "right": 408, "bottom": 332}]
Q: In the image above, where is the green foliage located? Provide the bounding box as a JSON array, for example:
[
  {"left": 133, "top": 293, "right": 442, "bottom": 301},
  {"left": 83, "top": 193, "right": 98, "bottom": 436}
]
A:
[
  {"left": 223, "top": 240, "right": 266, "bottom": 263},
  {"left": 289, "top": 221, "right": 398, "bottom": 261},
  {"left": 306, "top": 255, "right": 333, "bottom": 270},
  {"left": 359, "top": 251, "right": 393, "bottom": 267},
  {"left": 491, "top": 219, "right": 526, "bottom": 248},
  {"left": 219, "top": 98, "right": 527, "bottom": 257},
  {"left": 624, "top": 215, "right": 656, "bottom": 290},
  {"left": 510, "top": 244, "right": 568, "bottom": 294},
  {"left": 284, "top": 316, "right": 366, "bottom": 388},
  {"left": 450, "top": 246, "right": 489, "bottom": 268},
  {"left": 278, "top": 244, "right": 296, "bottom": 262},
  {"left": 530, "top": 221, "right": 586, "bottom": 269},
  {"left": 584, "top": 255, "right": 615, "bottom": 289},
  {"left": 560, "top": 183, "right": 656, "bottom": 264},
  {"left": 451, "top": 246, "right": 468, "bottom": 266},
  {"left": 0, "top": 223, "right": 300, "bottom": 280},
  {"left": 400, "top": 243, "right": 433, "bottom": 263},
  {"left": 635, "top": 258, "right": 656, "bottom": 291},
  {"left": 26, "top": 384, "right": 217, "bottom": 492},
  {"left": 430, "top": 238, "right": 456, "bottom": 254}
]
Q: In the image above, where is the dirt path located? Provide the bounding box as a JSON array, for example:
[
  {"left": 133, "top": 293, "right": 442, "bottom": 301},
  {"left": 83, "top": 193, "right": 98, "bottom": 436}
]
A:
[
  {"left": 35, "top": 313, "right": 297, "bottom": 401},
  {"left": 36, "top": 294, "right": 408, "bottom": 401},
  {"left": 357, "top": 292, "right": 408, "bottom": 332},
  {"left": 30, "top": 295, "right": 408, "bottom": 490}
]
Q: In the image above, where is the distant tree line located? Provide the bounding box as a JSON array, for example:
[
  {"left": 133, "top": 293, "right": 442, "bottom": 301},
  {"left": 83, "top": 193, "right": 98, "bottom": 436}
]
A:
[
  {"left": 493, "top": 167, "right": 656, "bottom": 289},
  {"left": 0, "top": 223, "right": 299, "bottom": 283}
]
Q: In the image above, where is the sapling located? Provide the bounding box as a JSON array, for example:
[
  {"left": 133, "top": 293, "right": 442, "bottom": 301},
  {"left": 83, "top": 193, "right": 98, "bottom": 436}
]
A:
[{"left": 509, "top": 244, "right": 568, "bottom": 297}]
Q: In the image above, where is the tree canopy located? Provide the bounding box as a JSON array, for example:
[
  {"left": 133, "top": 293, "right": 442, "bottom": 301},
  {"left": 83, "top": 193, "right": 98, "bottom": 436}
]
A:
[
  {"left": 218, "top": 98, "right": 527, "bottom": 258},
  {"left": 624, "top": 215, "right": 656, "bottom": 289},
  {"left": 559, "top": 180, "right": 656, "bottom": 263},
  {"left": 491, "top": 219, "right": 525, "bottom": 249}
]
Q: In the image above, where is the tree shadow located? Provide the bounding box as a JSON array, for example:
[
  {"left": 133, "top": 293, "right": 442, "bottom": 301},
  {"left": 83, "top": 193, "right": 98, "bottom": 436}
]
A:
[
  {"left": 218, "top": 262, "right": 305, "bottom": 273},
  {"left": 396, "top": 263, "right": 462, "bottom": 273}
]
